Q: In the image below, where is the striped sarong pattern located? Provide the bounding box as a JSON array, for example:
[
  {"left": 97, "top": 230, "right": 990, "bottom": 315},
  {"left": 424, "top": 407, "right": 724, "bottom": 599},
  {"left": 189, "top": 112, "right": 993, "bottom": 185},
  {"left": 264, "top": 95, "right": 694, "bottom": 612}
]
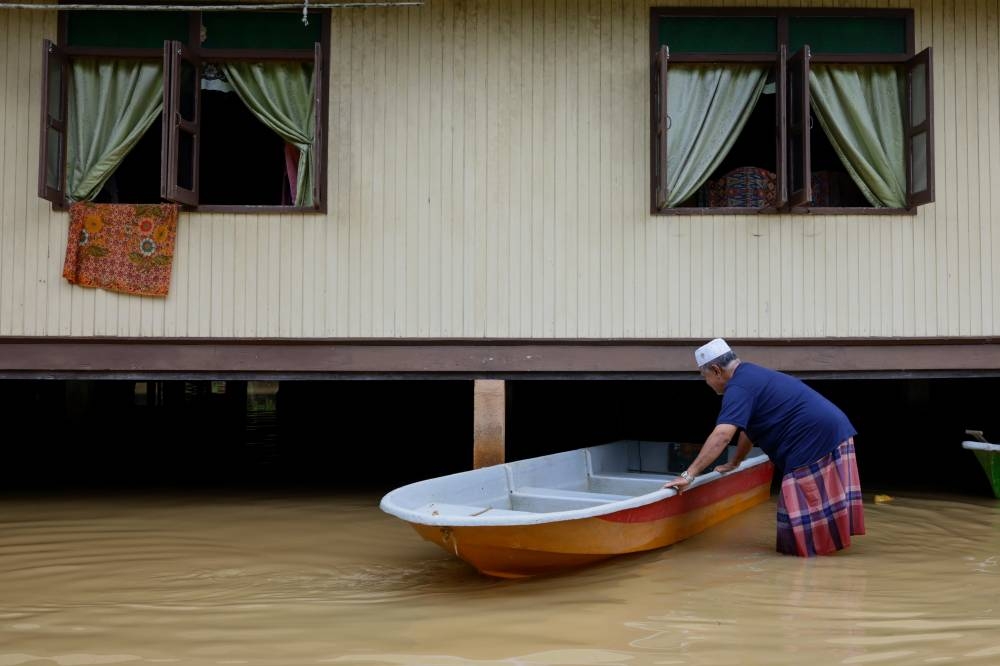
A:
[{"left": 776, "top": 438, "right": 865, "bottom": 557}]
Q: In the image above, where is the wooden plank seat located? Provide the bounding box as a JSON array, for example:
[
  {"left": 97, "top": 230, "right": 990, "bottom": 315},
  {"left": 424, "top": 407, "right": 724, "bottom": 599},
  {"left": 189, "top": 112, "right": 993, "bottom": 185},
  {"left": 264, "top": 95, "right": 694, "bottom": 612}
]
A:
[
  {"left": 514, "top": 486, "right": 631, "bottom": 502},
  {"left": 591, "top": 471, "right": 673, "bottom": 481},
  {"left": 414, "top": 503, "right": 528, "bottom": 518},
  {"left": 509, "top": 486, "right": 632, "bottom": 512},
  {"left": 587, "top": 472, "right": 673, "bottom": 496}
]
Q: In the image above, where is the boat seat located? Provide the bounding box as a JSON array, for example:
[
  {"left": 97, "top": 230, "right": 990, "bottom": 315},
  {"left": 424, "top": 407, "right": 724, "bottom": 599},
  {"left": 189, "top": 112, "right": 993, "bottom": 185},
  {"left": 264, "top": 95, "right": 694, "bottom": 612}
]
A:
[
  {"left": 414, "top": 502, "right": 528, "bottom": 518},
  {"left": 514, "top": 486, "right": 631, "bottom": 502},
  {"left": 509, "top": 486, "right": 631, "bottom": 513},
  {"left": 587, "top": 473, "right": 669, "bottom": 495},
  {"left": 591, "top": 471, "right": 673, "bottom": 482}
]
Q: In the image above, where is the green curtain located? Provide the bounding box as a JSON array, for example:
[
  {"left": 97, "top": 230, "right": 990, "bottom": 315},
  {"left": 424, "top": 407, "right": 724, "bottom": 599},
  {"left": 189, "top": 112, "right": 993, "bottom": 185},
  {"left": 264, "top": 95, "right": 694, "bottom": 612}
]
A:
[
  {"left": 66, "top": 58, "right": 163, "bottom": 202},
  {"left": 666, "top": 64, "right": 768, "bottom": 207},
  {"left": 222, "top": 61, "right": 315, "bottom": 207},
  {"left": 809, "top": 64, "right": 906, "bottom": 208}
]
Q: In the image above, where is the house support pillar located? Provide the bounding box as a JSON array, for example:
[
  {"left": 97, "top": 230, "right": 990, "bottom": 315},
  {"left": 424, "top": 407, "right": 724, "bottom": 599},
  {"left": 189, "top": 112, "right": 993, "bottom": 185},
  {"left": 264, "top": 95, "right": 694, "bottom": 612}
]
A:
[{"left": 473, "top": 379, "right": 505, "bottom": 469}]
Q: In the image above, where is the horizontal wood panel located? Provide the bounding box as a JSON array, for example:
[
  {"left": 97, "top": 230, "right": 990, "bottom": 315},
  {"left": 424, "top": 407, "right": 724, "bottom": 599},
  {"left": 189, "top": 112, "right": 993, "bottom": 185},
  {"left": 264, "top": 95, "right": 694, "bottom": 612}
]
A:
[{"left": 3, "top": 337, "right": 1000, "bottom": 378}]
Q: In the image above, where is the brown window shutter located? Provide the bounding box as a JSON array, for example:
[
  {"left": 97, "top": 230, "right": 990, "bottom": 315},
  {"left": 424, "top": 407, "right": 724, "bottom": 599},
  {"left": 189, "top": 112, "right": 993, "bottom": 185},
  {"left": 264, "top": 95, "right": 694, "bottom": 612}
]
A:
[
  {"left": 38, "top": 39, "right": 68, "bottom": 206},
  {"left": 774, "top": 44, "right": 788, "bottom": 210},
  {"left": 786, "top": 45, "right": 811, "bottom": 208},
  {"left": 311, "top": 41, "right": 325, "bottom": 209},
  {"left": 653, "top": 45, "right": 669, "bottom": 212},
  {"left": 905, "top": 47, "right": 934, "bottom": 207},
  {"left": 162, "top": 40, "right": 201, "bottom": 206}
]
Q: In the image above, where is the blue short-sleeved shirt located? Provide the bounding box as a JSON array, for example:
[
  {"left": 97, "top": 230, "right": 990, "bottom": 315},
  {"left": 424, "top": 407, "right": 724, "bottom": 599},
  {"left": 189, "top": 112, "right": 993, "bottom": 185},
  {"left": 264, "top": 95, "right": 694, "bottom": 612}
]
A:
[{"left": 716, "top": 362, "right": 856, "bottom": 473}]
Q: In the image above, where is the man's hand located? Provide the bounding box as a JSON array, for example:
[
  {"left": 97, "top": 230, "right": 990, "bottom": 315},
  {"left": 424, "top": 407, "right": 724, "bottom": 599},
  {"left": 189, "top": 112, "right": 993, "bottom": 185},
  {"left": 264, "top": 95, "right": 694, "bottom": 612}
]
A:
[
  {"left": 662, "top": 476, "right": 691, "bottom": 493},
  {"left": 715, "top": 432, "right": 752, "bottom": 474}
]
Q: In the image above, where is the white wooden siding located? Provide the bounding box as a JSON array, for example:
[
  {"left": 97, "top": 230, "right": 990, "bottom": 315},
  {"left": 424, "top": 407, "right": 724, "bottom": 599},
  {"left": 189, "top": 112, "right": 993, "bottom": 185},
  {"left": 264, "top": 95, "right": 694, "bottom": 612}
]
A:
[{"left": 0, "top": 0, "right": 998, "bottom": 339}]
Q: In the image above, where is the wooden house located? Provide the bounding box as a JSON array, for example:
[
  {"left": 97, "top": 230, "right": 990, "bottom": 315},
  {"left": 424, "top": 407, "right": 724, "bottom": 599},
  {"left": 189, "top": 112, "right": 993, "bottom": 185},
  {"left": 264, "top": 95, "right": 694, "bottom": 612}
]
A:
[{"left": 1, "top": 0, "right": 999, "bottom": 473}]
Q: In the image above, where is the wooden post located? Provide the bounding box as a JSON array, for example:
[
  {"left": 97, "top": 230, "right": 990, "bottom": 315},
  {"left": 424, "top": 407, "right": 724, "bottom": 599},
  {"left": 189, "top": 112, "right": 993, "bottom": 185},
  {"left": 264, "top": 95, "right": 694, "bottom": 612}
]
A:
[{"left": 473, "top": 379, "right": 505, "bottom": 468}]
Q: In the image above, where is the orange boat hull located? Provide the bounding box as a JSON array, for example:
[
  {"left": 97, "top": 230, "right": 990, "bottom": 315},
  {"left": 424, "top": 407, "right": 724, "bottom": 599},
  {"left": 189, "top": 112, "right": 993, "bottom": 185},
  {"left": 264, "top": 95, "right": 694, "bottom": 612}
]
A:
[{"left": 410, "top": 461, "right": 774, "bottom": 577}]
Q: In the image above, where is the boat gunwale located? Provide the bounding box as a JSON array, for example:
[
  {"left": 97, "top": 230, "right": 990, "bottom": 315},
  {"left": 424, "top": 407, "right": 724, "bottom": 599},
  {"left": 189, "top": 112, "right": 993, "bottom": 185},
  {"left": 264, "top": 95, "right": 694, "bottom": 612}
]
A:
[{"left": 379, "top": 452, "right": 772, "bottom": 527}]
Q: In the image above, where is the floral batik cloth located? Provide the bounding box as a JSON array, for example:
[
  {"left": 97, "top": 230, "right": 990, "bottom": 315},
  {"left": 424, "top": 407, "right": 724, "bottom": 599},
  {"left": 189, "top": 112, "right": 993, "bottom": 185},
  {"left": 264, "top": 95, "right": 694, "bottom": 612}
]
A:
[{"left": 63, "top": 202, "right": 179, "bottom": 297}]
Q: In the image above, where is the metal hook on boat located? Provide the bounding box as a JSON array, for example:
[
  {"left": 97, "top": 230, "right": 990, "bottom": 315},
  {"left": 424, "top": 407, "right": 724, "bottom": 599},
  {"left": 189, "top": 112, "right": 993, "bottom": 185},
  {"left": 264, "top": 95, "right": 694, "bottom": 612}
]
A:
[{"left": 440, "top": 527, "right": 460, "bottom": 556}]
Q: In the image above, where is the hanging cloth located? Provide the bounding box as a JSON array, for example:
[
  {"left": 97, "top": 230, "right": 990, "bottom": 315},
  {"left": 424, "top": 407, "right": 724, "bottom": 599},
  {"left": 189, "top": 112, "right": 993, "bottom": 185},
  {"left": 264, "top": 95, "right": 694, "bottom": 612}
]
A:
[{"left": 63, "top": 202, "right": 179, "bottom": 297}]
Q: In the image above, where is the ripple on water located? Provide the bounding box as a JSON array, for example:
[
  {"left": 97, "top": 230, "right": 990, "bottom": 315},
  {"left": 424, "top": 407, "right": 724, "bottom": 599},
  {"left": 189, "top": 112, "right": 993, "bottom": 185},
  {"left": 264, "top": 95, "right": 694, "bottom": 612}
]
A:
[
  {"left": 320, "top": 649, "right": 636, "bottom": 665},
  {"left": 0, "top": 655, "right": 141, "bottom": 666},
  {"left": 147, "top": 558, "right": 497, "bottom": 605}
]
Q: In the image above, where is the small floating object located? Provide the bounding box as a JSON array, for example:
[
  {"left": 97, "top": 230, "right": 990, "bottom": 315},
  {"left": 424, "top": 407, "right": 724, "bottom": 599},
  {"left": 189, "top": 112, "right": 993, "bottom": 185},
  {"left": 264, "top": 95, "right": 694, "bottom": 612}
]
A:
[
  {"left": 874, "top": 494, "right": 894, "bottom": 504},
  {"left": 380, "top": 440, "right": 774, "bottom": 578}
]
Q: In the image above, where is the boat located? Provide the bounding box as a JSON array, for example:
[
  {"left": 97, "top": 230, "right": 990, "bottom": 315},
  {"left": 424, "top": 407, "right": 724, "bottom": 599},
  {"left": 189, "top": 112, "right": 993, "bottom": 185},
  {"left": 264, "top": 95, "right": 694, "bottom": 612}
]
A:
[
  {"left": 380, "top": 440, "right": 774, "bottom": 578},
  {"left": 962, "top": 430, "right": 1000, "bottom": 498}
]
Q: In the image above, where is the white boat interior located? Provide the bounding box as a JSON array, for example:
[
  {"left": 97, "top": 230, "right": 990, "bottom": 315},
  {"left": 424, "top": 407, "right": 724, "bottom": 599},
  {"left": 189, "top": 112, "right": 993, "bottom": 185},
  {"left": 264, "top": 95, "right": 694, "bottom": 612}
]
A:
[{"left": 380, "top": 440, "right": 769, "bottom": 527}]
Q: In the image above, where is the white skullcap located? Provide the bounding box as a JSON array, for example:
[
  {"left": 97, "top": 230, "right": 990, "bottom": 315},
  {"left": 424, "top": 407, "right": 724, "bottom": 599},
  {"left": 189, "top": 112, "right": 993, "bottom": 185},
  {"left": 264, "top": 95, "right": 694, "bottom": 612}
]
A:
[{"left": 695, "top": 338, "right": 732, "bottom": 368}]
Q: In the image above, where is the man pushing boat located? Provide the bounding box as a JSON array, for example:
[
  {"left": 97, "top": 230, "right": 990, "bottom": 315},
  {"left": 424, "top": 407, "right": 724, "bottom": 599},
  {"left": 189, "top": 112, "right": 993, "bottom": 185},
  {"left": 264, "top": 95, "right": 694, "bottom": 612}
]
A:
[{"left": 663, "top": 338, "right": 865, "bottom": 557}]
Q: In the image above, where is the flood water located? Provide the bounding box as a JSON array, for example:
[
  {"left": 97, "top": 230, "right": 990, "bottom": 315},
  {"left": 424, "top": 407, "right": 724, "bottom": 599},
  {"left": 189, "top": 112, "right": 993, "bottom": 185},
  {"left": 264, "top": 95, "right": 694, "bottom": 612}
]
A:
[{"left": 1, "top": 490, "right": 998, "bottom": 666}]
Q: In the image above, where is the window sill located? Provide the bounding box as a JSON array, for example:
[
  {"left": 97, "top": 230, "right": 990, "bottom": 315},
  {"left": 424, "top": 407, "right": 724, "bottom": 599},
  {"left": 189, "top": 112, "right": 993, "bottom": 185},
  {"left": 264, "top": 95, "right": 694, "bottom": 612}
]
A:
[
  {"left": 51, "top": 202, "right": 327, "bottom": 215},
  {"left": 655, "top": 206, "right": 916, "bottom": 216},
  {"left": 189, "top": 204, "right": 327, "bottom": 214}
]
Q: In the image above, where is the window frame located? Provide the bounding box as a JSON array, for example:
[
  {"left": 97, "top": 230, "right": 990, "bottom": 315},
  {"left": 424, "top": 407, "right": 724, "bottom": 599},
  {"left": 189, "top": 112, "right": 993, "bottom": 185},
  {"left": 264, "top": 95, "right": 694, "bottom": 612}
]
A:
[
  {"left": 41, "top": 9, "right": 330, "bottom": 213},
  {"left": 649, "top": 7, "right": 929, "bottom": 216}
]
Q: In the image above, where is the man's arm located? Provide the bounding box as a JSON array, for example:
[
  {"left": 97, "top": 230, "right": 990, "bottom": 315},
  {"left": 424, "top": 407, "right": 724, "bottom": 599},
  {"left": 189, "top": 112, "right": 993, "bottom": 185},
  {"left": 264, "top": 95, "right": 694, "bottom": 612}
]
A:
[
  {"left": 715, "top": 430, "right": 752, "bottom": 473},
  {"left": 663, "top": 423, "right": 737, "bottom": 490}
]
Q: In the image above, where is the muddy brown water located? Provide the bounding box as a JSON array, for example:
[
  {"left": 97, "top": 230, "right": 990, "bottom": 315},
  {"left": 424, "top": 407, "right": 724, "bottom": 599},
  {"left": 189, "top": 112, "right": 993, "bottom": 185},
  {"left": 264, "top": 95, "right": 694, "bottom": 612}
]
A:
[{"left": 1, "top": 491, "right": 998, "bottom": 665}]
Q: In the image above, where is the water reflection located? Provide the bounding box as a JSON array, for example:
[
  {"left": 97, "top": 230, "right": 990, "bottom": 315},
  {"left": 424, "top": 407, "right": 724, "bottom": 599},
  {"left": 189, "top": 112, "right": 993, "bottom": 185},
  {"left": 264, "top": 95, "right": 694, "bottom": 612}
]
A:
[{"left": 0, "top": 492, "right": 997, "bottom": 665}]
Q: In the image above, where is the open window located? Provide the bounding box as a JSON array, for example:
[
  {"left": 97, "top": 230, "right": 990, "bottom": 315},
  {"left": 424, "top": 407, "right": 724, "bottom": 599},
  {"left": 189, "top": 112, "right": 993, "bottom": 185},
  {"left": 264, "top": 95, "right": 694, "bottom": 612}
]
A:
[
  {"left": 37, "top": 10, "right": 329, "bottom": 212},
  {"left": 650, "top": 8, "right": 934, "bottom": 214}
]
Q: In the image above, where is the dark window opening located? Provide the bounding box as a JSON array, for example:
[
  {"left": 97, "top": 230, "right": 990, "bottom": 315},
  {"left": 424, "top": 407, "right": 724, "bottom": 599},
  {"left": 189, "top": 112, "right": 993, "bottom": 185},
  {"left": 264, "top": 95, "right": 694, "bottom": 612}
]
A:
[
  {"left": 199, "top": 89, "right": 289, "bottom": 206},
  {"left": 93, "top": 117, "right": 162, "bottom": 204},
  {"left": 808, "top": 110, "right": 869, "bottom": 207},
  {"left": 716, "top": 90, "right": 778, "bottom": 175}
]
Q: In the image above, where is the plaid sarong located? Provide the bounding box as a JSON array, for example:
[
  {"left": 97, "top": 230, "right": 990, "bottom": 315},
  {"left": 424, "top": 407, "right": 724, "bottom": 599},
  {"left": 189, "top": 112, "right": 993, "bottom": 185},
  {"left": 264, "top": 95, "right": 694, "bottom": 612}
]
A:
[{"left": 776, "top": 438, "right": 865, "bottom": 557}]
